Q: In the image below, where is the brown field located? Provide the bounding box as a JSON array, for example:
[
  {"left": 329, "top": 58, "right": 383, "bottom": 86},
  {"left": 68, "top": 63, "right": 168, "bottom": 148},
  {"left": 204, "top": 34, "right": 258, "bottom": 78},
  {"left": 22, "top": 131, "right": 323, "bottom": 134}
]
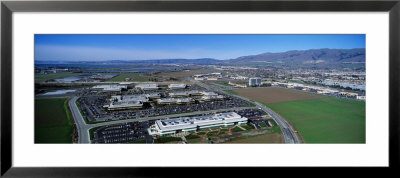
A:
[
  {"left": 235, "top": 87, "right": 325, "bottom": 104},
  {"left": 224, "top": 133, "right": 283, "bottom": 144},
  {"left": 155, "top": 69, "right": 218, "bottom": 79}
]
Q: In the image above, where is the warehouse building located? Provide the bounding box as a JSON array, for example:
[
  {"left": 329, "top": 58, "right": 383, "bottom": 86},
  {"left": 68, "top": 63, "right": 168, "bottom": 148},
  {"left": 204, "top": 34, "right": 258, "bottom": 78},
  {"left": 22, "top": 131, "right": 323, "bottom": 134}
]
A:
[
  {"left": 110, "top": 94, "right": 149, "bottom": 102},
  {"left": 92, "top": 84, "right": 127, "bottom": 91},
  {"left": 156, "top": 97, "right": 194, "bottom": 105},
  {"left": 135, "top": 83, "right": 159, "bottom": 90},
  {"left": 200, "top": 95, "right": 225, "bottom": 101},
  {"left": 168, "top": 91, "right": 191, "bottom": 97},
  {"left": 145, "top": 93, "right": 161, "bottom": 99},
  {"left": 103, "top": 100, "right": 143, "bottom": 110},
  {"left": 168, "top": 83, "right": 187, "bottom": 90},
  {"left": 148, "top": 112, "right": 248, "bottom": 136}
]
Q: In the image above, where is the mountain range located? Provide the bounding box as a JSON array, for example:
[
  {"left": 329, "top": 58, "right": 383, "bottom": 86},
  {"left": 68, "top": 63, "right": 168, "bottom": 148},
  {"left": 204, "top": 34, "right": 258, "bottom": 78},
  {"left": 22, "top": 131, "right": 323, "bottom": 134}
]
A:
[
  {"left": 229, "top": 48, "right": 365, "bottom": 64},
  {"left": 35, "top": 48, "right": 365, "bottom": 67}
]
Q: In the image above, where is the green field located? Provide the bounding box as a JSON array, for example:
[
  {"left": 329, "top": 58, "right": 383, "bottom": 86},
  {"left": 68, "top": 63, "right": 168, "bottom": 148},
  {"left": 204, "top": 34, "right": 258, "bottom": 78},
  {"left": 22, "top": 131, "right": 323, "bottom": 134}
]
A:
[
  {"left": 224, "top": 89, "right": 238, "bottom": 95},
  {"left": 35, "top": 72, "right": 81, "bottom": 83},
  {"left": 216, "top": 82, "right": 230, "bottom": 86},
  {"left": 105, "top": 73, "right": 151, "bottom": 82},
  {"left": 35, "top": 98, "right": 74, "bottom": 143},
  {"left": 265, "top": 97, "right": 365, "bottom": 143}
]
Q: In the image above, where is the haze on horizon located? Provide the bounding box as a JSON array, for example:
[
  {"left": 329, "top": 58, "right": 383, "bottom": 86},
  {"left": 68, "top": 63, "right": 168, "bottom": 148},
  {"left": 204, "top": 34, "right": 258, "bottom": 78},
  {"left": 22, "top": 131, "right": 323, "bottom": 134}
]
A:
[{"left": 35, "top": 34, "right": 366, "bottom": 61}]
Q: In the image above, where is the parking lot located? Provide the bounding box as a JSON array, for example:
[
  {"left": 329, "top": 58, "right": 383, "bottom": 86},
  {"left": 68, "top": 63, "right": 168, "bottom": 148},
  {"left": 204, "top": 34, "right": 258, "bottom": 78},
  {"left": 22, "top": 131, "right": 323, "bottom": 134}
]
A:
[
  {"left": 93, "top": 121, "right": 153, "bottom": 143},
  {"left": 78, "top": 89, "right": 253, "bottom": 122}
]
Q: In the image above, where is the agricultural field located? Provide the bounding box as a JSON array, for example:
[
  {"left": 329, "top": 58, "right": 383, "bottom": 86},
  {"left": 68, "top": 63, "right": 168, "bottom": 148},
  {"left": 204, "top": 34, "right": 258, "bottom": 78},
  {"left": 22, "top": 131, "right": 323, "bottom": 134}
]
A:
[
  {"left": 154, "top": 69, "right": 218, "bottom": 79},
  {"left": 266, "top": 97, "right": 365, "bottom": 143},
  {"left": 35, "top": 72, "right": 81, "bottom": 83},
  {"left": 234, "top": 87, "right": 324, "bottom": 104},
  {"left": 105, "top": 73, "right": 151, "bottom": 82},
  {"left": 35, "top": 98, "right": 74, "bottom": 143}
]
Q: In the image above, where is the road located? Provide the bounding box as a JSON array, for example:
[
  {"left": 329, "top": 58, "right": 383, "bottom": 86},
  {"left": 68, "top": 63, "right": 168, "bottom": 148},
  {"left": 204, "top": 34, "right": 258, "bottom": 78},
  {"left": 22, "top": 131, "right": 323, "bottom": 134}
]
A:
[
  {"left": 68, "top": 97, "right": 90, "bottom": 143},
  {"left": 189, "top": 78, "right": 300, "bottom": 144},
  {"left": 68, "top": 95, "right": 255, "bottom": 143}
]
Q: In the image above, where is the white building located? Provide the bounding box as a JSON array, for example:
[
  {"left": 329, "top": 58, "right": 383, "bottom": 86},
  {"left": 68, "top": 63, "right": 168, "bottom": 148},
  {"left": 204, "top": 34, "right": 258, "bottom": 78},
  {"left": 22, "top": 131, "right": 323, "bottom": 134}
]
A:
[
  {"left": 148, "top": 112, "right": 248, "bottom": 136},
  {"left": 249, "top": 77, "right": 262, "bottom": 86},
  {"left": 200, "top": 91, "right": 218, "bottom": 96},
  {"left": 135, "top": 83, "right": 159, "bottom": 90},
  {"left": 92, "top": 85, "right": 127, "bottom": 91},
  {"left": 145, "top": 93, "right": 161, "bottom": 99},
  {"left": 103, "top": 100, "right": 143, "bottom": 110},
  {"left": 168, "top": 83, "right": 187, "bottom": 89},
  {"left": 156, "top": 98, "right": 194, "bottom": 105},
  {"left": 168, "top": 91, "right": 191, "bottom": 97},
  {"left": 110, "top": 94, "right": 149, "bottom": 102},
  {"left": 200, "top": 95, "right": 225, "bottom": 101}
]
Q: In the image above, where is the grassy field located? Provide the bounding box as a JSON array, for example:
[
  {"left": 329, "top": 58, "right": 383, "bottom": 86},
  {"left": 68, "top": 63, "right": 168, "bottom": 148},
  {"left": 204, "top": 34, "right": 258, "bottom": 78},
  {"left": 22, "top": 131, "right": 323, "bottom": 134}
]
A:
[
  {"left": 105, "top": 73, "right": 150, "bottom": 82},
  {"left": 215, "top": 81, "right": 230, "bottom": 86},
  {"left": 234, "top": 87, "right": 324, "bottom": 104},
  {"left": 224, "top": 89, "right": 238, "bottom": 95},
  {"left": 35, "top": 98, "right": 74, "bottom": 143},
  {"left": 35, "top": 72, "right": 81, "bottom": 83},
  {"left": 266, "top": 97, "right": 365, "bottom": 143}
]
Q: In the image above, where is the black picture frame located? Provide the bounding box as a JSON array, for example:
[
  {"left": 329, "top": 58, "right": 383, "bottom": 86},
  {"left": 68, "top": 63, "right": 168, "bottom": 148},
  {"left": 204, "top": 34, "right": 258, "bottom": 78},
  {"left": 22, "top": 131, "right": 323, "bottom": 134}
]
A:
[{"left": 1, "top": 0, "right": 399, "bottom": 177}]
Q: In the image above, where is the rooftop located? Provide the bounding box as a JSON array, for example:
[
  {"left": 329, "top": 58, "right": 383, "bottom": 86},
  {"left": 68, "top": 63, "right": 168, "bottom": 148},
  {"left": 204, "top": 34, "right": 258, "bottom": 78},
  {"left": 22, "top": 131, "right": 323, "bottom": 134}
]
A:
[{"left": 155, "top": 112, "right": 247, "bottom": 132}]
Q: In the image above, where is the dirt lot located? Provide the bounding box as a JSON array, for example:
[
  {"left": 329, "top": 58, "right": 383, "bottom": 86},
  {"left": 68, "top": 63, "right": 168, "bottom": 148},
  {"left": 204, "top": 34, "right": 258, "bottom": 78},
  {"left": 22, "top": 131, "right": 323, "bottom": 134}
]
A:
[
  {"left": 155, "top": 69, "right": 218, "bottom": 79},
  {"left": 224, "top": 133, "right": 283, "bottom": 144},
  {"left": 235, "top": 87, "right": 325, "bottom": 104}
]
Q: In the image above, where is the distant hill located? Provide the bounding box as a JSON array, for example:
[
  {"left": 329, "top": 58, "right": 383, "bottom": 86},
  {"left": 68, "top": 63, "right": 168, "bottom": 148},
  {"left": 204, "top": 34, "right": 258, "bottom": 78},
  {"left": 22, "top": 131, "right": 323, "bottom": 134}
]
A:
[{"left": 229, "top": 48, "right": 365, "bottom": 65}]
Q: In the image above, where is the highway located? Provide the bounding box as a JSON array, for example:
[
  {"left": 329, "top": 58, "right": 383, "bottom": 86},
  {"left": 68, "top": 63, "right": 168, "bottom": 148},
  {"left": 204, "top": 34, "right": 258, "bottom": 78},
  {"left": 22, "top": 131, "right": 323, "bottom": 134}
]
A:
[
  {"left": 188, "top": 78, "right": 300, "bottom": 144},
  {"left": 68, "top": 95, "right": 256, "bottom": 143}
]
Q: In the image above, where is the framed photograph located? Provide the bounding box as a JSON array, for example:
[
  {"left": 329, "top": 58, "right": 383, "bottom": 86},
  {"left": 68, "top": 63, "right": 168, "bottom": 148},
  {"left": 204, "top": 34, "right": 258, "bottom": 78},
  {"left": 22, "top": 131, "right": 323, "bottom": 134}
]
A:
[{"left": 1, "top": 0, "right": 399, "bottom": 177}]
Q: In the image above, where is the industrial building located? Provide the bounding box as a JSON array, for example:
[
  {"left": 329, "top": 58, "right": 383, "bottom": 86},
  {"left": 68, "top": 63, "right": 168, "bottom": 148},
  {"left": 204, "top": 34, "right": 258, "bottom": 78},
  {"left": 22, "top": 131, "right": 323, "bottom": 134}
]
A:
[
  {"left": 92, "top": 85, "right": 127, "bottom": 91},
  {"left": 156, "top": 97, "right": 194, "bottom": 105},
  {"left": 135, "top": 83, "right": 159, "bottom": 90},
  {"left": 145, "top": 93, "right": 161, "bottom": 99},
  {"left": 110, "top": 94, "right": 149, "bottom": 102},
  {"left": 103, "top": 100, "right": 143, "bottom": 110},
  {"left": 148, "top": 112, "right": 248, "bottom": 136},
  {"left": 200, "top": 95, "right": 225, "bottom": 101},
  {"left": 249, "top": 77, "right": 262, "bottom": 86},
  {"left": 200, "top": 91, "right": 218, "bottom": 96},
  {"left": 168, "top": 91, "right": 191, "bottom": 97},
  {"left": 168, "top": 83, "right": 187, "bottom": 89},
  {"left": 168, "top": 90, "right": 205, "bottom": 97}
]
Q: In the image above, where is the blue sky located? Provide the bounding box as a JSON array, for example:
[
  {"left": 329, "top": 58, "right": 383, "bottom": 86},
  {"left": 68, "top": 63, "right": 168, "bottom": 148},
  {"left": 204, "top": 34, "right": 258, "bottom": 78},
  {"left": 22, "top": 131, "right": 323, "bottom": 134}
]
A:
[{"left": 35, "top": 34, "right": 365, "bottom": 61}]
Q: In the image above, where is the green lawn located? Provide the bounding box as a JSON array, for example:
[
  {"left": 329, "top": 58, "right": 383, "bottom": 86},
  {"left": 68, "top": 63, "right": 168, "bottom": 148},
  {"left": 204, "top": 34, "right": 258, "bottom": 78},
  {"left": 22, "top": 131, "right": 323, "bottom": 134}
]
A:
[
  {"left": 35, "top": 98, "right": 74, "bottom": 143},
  {"left": 154, "top": 136, "right": 182, "bottom": 143},
  {"left": 241, "top": 123, "right": 255, "bottom": 130},
  {"left": 185, "top": 134, "right": 200, "bottom": 140},
  {"left": 105, "top": 73, "right": 151, "bottom": 82},
  {"left": 266, "top": 97, "right": 365, "bottom": 143},
  {"left": 259, "top": 122, "right": 268, "bottom": 128},
  {"left": 224, "top": 90, "right": 238, "bottom": 95},
  {"left": 35, "top": 72, "right": 81, "bottom": 83},
  {"left": 216, "top": 82, "right": 230, "bottom": 86}
]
